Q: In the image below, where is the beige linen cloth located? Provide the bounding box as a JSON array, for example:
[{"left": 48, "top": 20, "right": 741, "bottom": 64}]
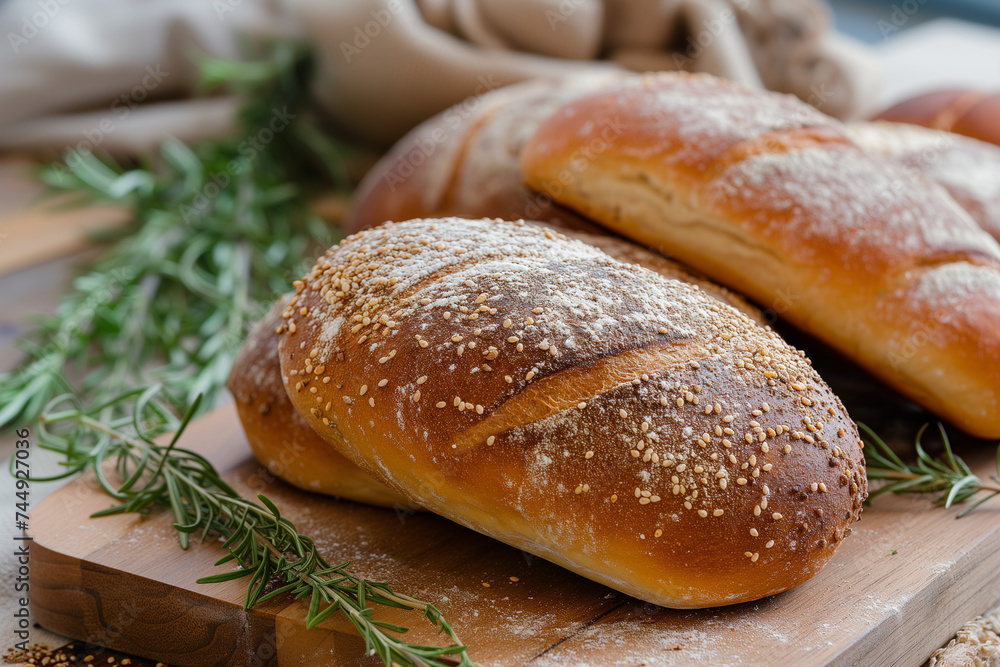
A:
[{"left": 0, "top": 0, "right": 881, "bottom": 153}]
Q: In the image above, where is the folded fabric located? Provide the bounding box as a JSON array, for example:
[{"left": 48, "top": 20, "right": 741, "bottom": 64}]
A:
[{"left": 0, "top": 0, "right": 881, "bottom": 153}]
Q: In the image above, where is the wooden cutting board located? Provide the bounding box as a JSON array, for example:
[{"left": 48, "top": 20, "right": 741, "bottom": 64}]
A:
[{"left": 26, "top": 402, "right": 1000, "bottom": 667}]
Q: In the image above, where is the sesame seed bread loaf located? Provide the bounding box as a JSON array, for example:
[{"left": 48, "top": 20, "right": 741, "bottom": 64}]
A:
[
  {"left": 520, "top": 73, "right": 1000, "bottom": 439},
  {"left": 276, "top": 217, "right": 866, "bottom": 608},
  {"left": 227, "top": 297, "right": 413, "bottom": 509},
  {"left": 846, "top": 121, "right": 1000, "bottom": 243}
]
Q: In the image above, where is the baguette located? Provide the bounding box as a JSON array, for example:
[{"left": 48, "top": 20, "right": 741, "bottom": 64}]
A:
[
  {"left": 276, "top": 217, "right": 866, "bottom": 608},
  {"left": 847, "top": 121, "right": 1000, "bottom": 242},
  {"left": 520, "top": 72, "right": 1000, "bottom": 439},
  {"left": 228, "top": 297, "right": 412, "bottom": 508},
  {"left": 346, "top": 73, "right": 622, "bottom": 234},
  {"left": 874, "top": 89, "right": 1000, "bottom": 147}
]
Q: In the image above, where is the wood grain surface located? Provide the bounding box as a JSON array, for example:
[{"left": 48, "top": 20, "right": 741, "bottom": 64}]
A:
[{"left": 25, "top": 402, "right": 1000, "bottom": 667}]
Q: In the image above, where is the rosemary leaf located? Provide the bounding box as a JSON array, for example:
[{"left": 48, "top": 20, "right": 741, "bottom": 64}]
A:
[
  {"left": 861, "top": 422, "right": 1000, "bottom": 515},
  {"left": 34, "top": 388, "right": 474, "bottom": 667},
  {"left": 0, "top": 41, "right": 348, "bottom": 431}
]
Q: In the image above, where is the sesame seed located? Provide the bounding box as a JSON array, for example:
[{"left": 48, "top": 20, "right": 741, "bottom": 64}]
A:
[
  {"left": 737, "top": 478, "right": 747, "bottom": 485},
  {"left": 810, "top": 483, "right": 818, "bottom": 492},
  {"left": 378, "top": 379, "right": 388, "bottom": 387},
  {"left": 749, "top": 528, "right": 758, "bottom": 537},
  {"left": 359, "top": 385, "right": 368, "bottom": 395},
  {"left": 503, "top": 319, "right": 512, "bottom": 328},
  {"left": 369, "top": 398, "right": 375, "bottom": 407},
  {"left": 619, "top": 409, "right": 628, "bottom": 418},
  {"left": 417, "top": 376, "right": 428, "bottom": 384},
  {"left": 654, "top": 529, "right": 663, "bottom": 538},
  {"left": 676, "top": 398, "right": 685, "bottom": 408},
  {"left": 772, "top": 512, "right": 783, "bottom": 520},
  {"left": 419, "top": 340, "right": 429, "bottom": 348},
  {"left": 476, "top": 404, "right": 484, "bottom": 414},
  {"left": 575, "top": 485, "right": 584, "bottom": 495},
  {"left": 436, "top": 401, "right": 446, "bottom": 408},
  {"left": 751, "top": 553, "right": 759, "bottom": 562},
  {"left": 658, "top": 327, "right": 669, "bottom": 334},
  {"left": 723, "top": 415, "right": 734, "bottom": 423},
  {"left": 818, "top": 483, "right": 827, "bottom": 492},
  {"left": 713, "top": 509, "right": 724, "bottom": 517},
  {"left": 412, "top": 391, "right": 421, "bottom": 402},
  {"left": 754, "top": 506, "right": 761, "bottom": 516},
  {"left": 698, "top": 509, "right": 708, "bottom": 518},
  {"left": 676, "top": 464, "right": 687, "bottom": 472},
  {"left": 475, "top": 294, "right": 488, "bottom": 304},
  {"left": 639, "top": 497, "right": 651, "bottom": 505},
  {"left": 634, "top": 488, "right": 641, "bottom": 498},
  {"left": 505, "top": 375, "right": 513, "bottom": 383},
  {"left": 784, "top": 445, "right": 792, "bottom": 454},
  {"left": 766, "top": 540, "right": 775, "bottom": 548}
]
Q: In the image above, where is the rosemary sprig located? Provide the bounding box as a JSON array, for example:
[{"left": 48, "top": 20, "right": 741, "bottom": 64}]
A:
[
  {"left": 29, "top": 387, "right": 474, "bottom": 667},
  {"left": 861, "top": 422, "right": 1000, "bottom": 517},
  {"left": 0, "top": 41, "right": 352, "bottom": 431}
]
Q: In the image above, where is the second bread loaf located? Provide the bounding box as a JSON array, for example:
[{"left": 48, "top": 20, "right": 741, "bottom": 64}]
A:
[{"left": 277, "top": 217, "right": 866, "bottom": 608}]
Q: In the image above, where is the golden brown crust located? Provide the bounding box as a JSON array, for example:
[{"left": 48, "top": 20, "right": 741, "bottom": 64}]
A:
[
  {"left": 520, "top": 73, "right": 1000, "bottom": 439},
  {"left": 847, "top": 121, "right": 1000, "bottom": 243},
  {"left": 277, "top": 218, "right": 865, "bottom": 608},
  {"left": 227, "top": 298, "right": 413, "bottom": 508}
]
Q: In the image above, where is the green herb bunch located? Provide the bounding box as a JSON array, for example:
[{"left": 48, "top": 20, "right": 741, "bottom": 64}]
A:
[
  {"left": 861, "top": 423, "right": 1000, "bottom": 516},
  {"left": 2, "top": 42, "right": 474, "bottom": 665},
  {"left": 32, "top": 387, "right": 473, "bottom": 666},
  {"left": 0, "top": 42, "right": 351, "bottom": 430}
]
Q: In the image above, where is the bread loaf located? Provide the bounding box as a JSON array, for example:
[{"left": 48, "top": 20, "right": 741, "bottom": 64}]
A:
[
  {"left": 847, "top": 121, "right": 1000, "bottom": 242},
  {"left": 874, "top": 90, "right": 1000, "bottom": 147},
  {"left": 276, "top": 217, "right": 866, "bottom": 608},
  {"left": 228, "top": 297, "right": 413, "bottom": 508},
  {"left": 520, "top": 73, "right": 1000, "bottom": 439},
  {"left": 346, "top": 74, "right": 622, "bottom": 234}
]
